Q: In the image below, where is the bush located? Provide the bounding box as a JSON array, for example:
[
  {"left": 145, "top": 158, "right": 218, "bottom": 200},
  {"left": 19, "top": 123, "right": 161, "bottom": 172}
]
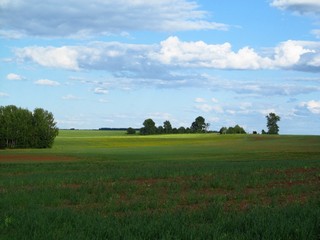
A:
[{"left": 127, "top": 127, "right": 136, "bottom": 135}]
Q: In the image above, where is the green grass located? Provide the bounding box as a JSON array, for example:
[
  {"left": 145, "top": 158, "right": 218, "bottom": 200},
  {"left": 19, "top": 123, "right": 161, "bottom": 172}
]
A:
[{"left": 1, "top": 131, "right": 320, "bottom": 239}]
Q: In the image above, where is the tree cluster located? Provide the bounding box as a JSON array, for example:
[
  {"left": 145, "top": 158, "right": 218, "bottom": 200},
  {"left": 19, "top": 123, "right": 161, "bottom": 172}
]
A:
[
  {"left": 128, "top": 116, "right": 209, "bottom": 135},
  {"left": 219, "top": 125, "right": 246, "bottom": 134},
  {"left": 0, "top": 105, "right": 59, "bottom": 149}
]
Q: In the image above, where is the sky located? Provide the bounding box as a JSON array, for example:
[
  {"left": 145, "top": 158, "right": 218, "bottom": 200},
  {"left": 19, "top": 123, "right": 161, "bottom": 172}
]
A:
[{"left": 1, "top": 0, "right": 320, "bottom": 134}]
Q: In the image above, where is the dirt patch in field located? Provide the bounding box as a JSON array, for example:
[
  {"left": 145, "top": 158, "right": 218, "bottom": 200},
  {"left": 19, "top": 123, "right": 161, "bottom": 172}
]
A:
[
  {"left": 262, "top": 167, "right": 319, "bottom": 176},
  {"left": 0, "top": 154, "right": 77, "bottom": 163}
]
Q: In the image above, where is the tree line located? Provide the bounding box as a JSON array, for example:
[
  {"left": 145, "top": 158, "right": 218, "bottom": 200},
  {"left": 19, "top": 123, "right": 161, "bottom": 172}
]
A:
[
  {"left": 0, "top": 105, "right": 59, "bottom": 149},
  {"left": 128, "top": 113, "right": 280, "bottom": 135},
  {"left": 127, "top": 116, "right": 209, "bottom": 135}
]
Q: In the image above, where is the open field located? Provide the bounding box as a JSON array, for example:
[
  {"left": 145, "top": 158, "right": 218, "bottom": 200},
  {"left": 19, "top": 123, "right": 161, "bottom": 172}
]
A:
[{"left": 1, "top": 130, "right": 320, "bottom": 239}]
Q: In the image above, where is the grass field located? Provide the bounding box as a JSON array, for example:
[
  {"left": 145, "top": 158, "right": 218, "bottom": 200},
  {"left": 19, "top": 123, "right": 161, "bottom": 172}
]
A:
[{"left": 1, "top": 130, "right": 320, "bottom": 239}]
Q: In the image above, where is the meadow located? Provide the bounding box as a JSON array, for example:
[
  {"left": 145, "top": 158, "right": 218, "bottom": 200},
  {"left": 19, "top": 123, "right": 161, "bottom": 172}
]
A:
[{"left": 1, "top": 130, "right": 320, "bottom": 239}]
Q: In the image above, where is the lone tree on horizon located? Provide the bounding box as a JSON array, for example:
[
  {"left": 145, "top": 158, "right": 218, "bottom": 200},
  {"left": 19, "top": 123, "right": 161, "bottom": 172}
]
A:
[{"left": 266, "top": 112, "right": 280, "bottom": 134}]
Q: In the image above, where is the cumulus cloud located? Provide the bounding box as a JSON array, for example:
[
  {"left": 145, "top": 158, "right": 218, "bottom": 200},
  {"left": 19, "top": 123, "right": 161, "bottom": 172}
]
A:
[
  {"left": 0, "top": 0, "right": 228, "bottom": 38},
  {"left": 15, "top": 46, "right": 80, "bottom": 70},
  {"left": 153, "top": 37, "right": 320, "bottom": 71},
  {"left": 6, "top": 73, "right": 23, "bottom": 80},
  {"left": 300, "top": 100, "right": 320, "bottom": 114},
  {"left": 34, "top": 79, "right": 60, "bottom": 86},
  {"left": 15, "top": 42, "right": 155, "bottom": 71},
  {"left": 271, "top": 0, "right": 320, "bottom": 15},
  {"left": 150, "top": 36, "right": 272, "bottom": 69},
  {"left": 14, "top": 37, "right": 320, "bottom": 74},
  {"left": 273, "top": 40, "right": 316, "bottom": 68}
]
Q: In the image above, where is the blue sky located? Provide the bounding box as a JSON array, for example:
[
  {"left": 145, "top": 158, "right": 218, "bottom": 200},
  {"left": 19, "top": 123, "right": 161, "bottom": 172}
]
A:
[{"left": 1, "top": 0, "right": 320, "bottom": 134}]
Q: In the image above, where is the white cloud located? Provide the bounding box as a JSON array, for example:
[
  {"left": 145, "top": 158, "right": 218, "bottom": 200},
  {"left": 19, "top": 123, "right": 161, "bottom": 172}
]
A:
[
  {"left": 34, "top": 79, "right": 60, "bottom": 86},
  {"left": 94, "top": 87, "right": 108, "bottom": 95},
  {"left": 16, "top": 46, "right": 80, "bottom": 70},
  {"left": 151, "top": 37, "right": 320, "bottom": 71},
  {"left": 0, "top": 92, "right": 9, "bottom": 97},
  {"left": 273, "top": 40, "right": 315, "bottom": 68},
  {"left": 0, "top": 0, "right": 228, "bottom": 38},
  {"left": 148, "top": 112, "right": 173, "bottom": 121},
  {"left": 7, "top": 73, "right": 23, "bottom": 80},
  {"left": 195, "top": 103, "right": 224, "bottom": 113},
  {"left": 300, "top": 100, "right": 320, "bottom": 114},
  {"left": 195, "top": 98, "right": 206, "bottom": 103},
  {"left": 259, "top": 109, "right": 277, "bottom": 116},
  {"left": 211, "top": 98, "right": 218, "bottom": 103},
  {"left": 62, "top": 94, "right": 81, "bottom": 100},
  {"left": 15, "top": 37, "right": 320, "bottom": 74},
  {"left": 271, "top": 0, "right": 320, "bottom": 15},
  {"left": 151, "top": 36, "right": 273, "bottom": 69}
]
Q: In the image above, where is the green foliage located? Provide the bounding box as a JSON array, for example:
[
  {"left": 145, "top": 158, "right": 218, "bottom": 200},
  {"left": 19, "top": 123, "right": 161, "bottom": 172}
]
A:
[
  {"left": 0, "top": 105, "right": 58, "bottom": 149},
  {"left": 191, "top": 116, "right": 207, "bottom": 133},
  {"left": 178, "top": 126, "right": 186, "bottom": 133},
  {"left": 163, "top": 120, "right": 172, "bottom": 134},
  {"left": 140, "top": 117, "right": 208, "bottom": 135},
  {"left": 157, "top": 126, "right": 164, "bottom": 134},
  {"left": 140, "top": 118, "right": 157, "bottom": 135},
  {"left": 220, "top": 125, "right": 246, "bottom": 134},
  {"left": 163, "top": 120, "right": 172, "bottom": 133},
  {"left": 266, "top": 112, "right": 281, "bottom": 134},
  {"left": 126, "top": 127, "right": 136, "bottom": 135}
]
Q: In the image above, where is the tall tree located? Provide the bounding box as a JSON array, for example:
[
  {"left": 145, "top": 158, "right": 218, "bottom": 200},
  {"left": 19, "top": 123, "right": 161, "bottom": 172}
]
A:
[
  {"left": 266, "top": 112, "right": 280, "bottom": 135},
  {"left": 163, "top": 120, "right": 172, "bottom": 134},
  {"left": 140, "top": 118, "right": 157, "bottom": 135},
  {"left": 32, "top": 108, "right": 59, "bottom": 148},
  {"left": 191, "top": 116, "right": 206, "bottom": 133}
]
